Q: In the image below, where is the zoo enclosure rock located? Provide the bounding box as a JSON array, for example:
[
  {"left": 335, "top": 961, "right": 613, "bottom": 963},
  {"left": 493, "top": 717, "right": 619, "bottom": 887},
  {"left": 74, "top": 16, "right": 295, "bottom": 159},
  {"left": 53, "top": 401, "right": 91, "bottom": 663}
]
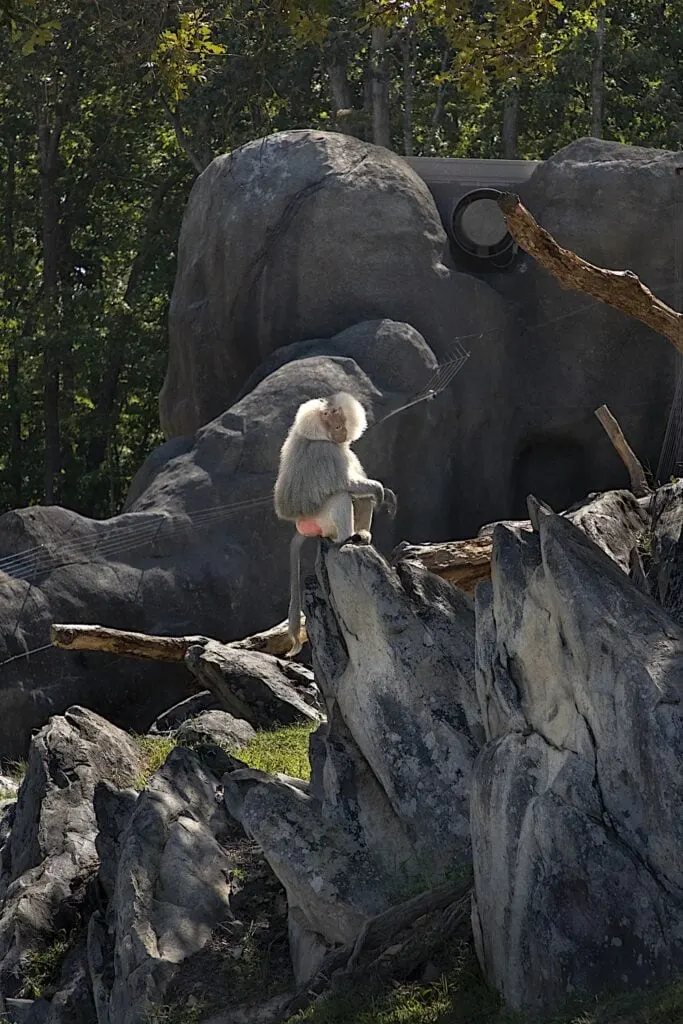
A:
[
  {"left": 106, "top": 747, "right": 236, "bottom": 1024},
  {"left": 472, "top": 498, "right": 683, "bottom": 1012},
  {"left": 160, "top": 128, "right": 490, "bottom": 436},
  {"left": 223, "top": 540, "right": 483, "bottom": 985},
  {"left": 508, "top": 137, "right": 677, "bottom": 515},
  {"left": 0, "top": 707, "right": 140, "bottom": 998}
]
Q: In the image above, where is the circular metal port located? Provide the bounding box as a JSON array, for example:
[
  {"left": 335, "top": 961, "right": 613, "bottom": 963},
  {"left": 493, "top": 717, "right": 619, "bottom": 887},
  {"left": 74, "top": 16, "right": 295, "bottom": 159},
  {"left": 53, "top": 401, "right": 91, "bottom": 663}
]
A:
[{"left": 450, "top": 187, "right": 517, "bottom": 270}]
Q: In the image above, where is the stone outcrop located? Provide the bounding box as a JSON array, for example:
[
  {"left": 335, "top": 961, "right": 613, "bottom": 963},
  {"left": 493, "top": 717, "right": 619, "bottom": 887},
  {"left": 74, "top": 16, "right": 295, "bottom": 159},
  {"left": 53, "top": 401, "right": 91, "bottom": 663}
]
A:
[
  {"left": 0, "top": 708, "right": 140, "bottom": 998},
  {"left": 471, "top": 493, "right": 683, "bottom": 1012},
  {"left": 106, "top": 747, "right": 235, "bottom": 1024},
  {"left": 223, "top": 540, "right": 482, "bottom": 984}
]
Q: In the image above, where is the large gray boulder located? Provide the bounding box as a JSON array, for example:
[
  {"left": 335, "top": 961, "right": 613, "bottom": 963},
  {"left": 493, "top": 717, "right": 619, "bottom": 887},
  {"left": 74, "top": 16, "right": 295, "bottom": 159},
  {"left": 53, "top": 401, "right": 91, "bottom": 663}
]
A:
[
  {"left": 471, "top": 498, "right": 683, "bottom": 1012},
  {"left": 506, "top": 137, "right": 677, "bottom": 514},
  {"left": 160, "top": 129, "right": 498, "bottom": 435}
]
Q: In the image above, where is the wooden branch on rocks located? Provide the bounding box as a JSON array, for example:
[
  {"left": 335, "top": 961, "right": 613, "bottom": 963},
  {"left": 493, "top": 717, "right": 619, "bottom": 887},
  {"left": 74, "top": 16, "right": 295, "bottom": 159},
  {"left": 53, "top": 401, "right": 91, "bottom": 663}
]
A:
[
  {"left": 594, "top": 404, "right": 651, "bottom": 497},
  {"left": 281, "top": 877, "right": 473, "bottom": 1019},
  {"left": 497, "top": 192, "right": 683, "bottom": 354},
  {"left": 50, "top": 534, "right": 496, "bottom": 667},
  {"left": 390, "top": 535, "right": 493, "bottom": 595},
  {"left": 50, "top": 618, "right": 307, "bottom": 662}
]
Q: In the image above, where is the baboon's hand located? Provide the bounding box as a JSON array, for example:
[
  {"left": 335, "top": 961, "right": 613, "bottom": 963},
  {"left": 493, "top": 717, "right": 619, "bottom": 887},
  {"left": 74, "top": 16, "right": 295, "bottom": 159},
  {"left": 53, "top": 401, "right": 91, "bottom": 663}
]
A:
[{"left": 382, "top": 488, "right": 398, "bottom": 519}]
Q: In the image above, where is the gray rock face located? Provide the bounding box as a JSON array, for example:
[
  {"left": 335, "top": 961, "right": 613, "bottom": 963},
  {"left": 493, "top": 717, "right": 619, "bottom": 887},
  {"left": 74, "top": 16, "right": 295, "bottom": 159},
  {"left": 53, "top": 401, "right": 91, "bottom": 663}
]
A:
[
  {"left": 175, "top": 709, "right": 256, "bottom": 748},
  {"left": 184, "top": 642, "right": 321, "bottom": 728},
  {"left": 507, "top": 137, "right": 677, "bottom": 515},
  {"left": 0, "top": 708, "right": 139, "bottom": 998},
  {"left": 148, "top": 692, "right": 221, "bottom": 735},
  {"left": 223, "top": 540, "right": 483, "bottom": 983},
  {"left": 107, "top": 747, "right": 234, "bottom": 1024},
  {"left": 471, "top": 502, "right": 683, "bottom": 1012}
]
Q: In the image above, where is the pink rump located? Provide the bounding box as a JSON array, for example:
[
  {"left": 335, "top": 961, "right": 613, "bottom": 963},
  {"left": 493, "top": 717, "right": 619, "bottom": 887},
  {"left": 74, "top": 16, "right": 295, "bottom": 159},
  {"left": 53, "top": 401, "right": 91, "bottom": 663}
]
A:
[{"left": 296, "top": 517, "right": 324, "bottom": 537}]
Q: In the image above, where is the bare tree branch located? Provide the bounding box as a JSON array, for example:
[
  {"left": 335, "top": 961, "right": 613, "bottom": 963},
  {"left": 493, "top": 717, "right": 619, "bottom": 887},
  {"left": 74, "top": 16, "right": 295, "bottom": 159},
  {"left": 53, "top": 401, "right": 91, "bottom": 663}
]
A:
[{"left": 497, "top": 192, "right": 683, "bottom": 354}]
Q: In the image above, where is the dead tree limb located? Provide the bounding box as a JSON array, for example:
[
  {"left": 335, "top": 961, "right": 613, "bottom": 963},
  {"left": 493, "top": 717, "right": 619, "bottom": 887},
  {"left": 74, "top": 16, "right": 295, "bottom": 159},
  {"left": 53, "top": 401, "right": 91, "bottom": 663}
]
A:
[
  {"left": 50, "top": 537, "right": 496, "bottom": 667},
  {"left": 497, "top": 192, "right": 683, "bottom": 354},
  {"left": 594, "top": 404, "right": 651, "bottom": 497},
  {"left": 50, "top": 618, "right": 307, "bottom": 662},
  {"left": 390, "top": 536, "right": 493, "bottom": 594}
]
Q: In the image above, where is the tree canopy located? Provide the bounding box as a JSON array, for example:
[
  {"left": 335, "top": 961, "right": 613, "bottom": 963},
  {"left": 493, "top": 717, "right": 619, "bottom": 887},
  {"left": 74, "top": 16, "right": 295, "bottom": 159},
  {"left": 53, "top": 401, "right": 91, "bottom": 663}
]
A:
[{"left": 0, "top": 0, "right": 681, "bottom": 516}]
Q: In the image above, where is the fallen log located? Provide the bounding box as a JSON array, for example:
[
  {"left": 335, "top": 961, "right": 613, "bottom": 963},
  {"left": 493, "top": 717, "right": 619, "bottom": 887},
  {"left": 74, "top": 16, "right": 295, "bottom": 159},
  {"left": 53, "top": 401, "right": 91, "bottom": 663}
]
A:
[
  {"left": 50, "top": 618, "right": 306, "bottom": 662},
  {"left": 497, "top": 192, "right": 683, "bottom": 355},
  {"left": 50, "top": 622, "right": 207, "bottom": 662}
]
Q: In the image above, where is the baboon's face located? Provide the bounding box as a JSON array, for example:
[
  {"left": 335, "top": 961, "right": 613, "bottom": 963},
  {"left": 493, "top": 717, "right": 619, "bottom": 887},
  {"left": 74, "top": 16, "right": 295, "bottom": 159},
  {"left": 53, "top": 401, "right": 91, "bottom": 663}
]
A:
[{"left": 321, "top": 406, "right": 348, "bottom": 443}]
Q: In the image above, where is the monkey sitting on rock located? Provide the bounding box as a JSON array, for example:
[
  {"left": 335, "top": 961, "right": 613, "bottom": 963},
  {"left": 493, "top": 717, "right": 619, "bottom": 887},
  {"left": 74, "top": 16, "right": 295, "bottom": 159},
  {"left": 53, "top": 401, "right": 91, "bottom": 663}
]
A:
[{"left": 274, "top": 392, "right": 397, "bottom": 656}]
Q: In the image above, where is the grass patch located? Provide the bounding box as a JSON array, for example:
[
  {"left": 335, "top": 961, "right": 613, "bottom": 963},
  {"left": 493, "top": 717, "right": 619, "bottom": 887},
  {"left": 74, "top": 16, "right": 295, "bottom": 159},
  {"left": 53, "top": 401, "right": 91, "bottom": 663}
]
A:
[
  {"left": 19, "top": 933, "right": 72, "bottom": 999},
  {"left": 131, "top": 721, "right": 316, "bottom": 791},
  {"left": 0, "top": 759, "right": 27, "bottom": 801},
  {"left": 233, "top": 722, "right": 317, "bottom": 781},
  {"left": 286, "top": 941, "right": 511, "bottom": 1024},
  {"left": 132, "top": 735, "right": 179, "bottom": 789}
]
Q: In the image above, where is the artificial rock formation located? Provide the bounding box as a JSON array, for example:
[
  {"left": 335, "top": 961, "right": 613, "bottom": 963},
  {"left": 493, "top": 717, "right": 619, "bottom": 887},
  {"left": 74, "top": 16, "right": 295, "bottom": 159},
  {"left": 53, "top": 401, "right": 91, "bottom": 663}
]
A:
[
  {"left": 223, "top": 540, "right": 483, "bottom": 985},
  {"left": 106, "top": 748, "right": 235, "bottom": 1024},
  {"left": 0, "top": 708, "right": 140, "bottom": 999},
  {"left": 471, "top": 494, "right": 683, "bottom": 1012}
]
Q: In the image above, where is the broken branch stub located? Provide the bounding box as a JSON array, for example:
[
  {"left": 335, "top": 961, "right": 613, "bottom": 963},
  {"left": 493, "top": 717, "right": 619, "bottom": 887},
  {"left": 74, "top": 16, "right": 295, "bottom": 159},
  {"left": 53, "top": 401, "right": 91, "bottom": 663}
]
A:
[
  {"left": 497, "top": 192, "right": 683, "bottom": 355},
  {"left": 594, "top": 404, "right": 651, "bottom": 498}
]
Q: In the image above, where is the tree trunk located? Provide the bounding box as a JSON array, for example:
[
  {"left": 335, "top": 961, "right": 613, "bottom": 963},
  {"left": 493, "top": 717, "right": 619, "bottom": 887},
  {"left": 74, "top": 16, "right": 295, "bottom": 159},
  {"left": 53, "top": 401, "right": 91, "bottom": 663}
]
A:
[
  {"left": 7, "top": 345, "right": 22, "bottom": 506},
  {"left": 327, "top": 53, "right": 354, "bottom": 113},
  {"left": 427, "top": 48, "right": 450, "bottom": 152},
  {"left": 370, "top": 23, "right": 391, "bottom": 149},
  {"left": 591, "top": 3, "right": 607, "bottom": 138},
  {"left": 3, "top": 135, "right": 22, "bottom": 506},
  {"left": 38, "top": 105, "right": 64, "bottom": 506},
  {"left": 401, "top": 23, "right": 414, "bottom": 156},
  {"left": 502, "top": 81, "right": 520, "bottom": 159}
]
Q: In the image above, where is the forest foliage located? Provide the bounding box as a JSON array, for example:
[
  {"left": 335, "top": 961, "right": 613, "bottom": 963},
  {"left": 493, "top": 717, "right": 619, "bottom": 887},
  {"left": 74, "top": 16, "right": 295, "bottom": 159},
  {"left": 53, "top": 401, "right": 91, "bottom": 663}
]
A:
[{"left": 0, "top": 0, "right": 681, "bottom": 518}]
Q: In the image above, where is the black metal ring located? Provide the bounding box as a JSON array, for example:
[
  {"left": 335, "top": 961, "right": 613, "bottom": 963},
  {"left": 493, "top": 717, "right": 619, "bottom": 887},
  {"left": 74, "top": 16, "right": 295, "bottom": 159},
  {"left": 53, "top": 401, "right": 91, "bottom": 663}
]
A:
[{"left": 451, "top": 187, "right": 516, "bottom": 265}]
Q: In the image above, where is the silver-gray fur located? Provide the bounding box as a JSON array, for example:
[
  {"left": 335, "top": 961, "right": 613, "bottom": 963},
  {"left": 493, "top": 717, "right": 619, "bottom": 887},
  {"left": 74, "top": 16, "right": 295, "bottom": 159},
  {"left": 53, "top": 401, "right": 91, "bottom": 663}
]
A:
[
  {"left": 274, "top": 393, "right": 397, "bottom": 656},
  {"left": 274, "top": 439, "right": 383, "bottom": 520}
]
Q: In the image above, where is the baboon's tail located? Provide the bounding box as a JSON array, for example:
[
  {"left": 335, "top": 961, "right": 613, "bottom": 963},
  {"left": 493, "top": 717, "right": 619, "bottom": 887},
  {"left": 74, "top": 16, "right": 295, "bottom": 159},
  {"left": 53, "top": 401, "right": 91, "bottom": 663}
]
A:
[{"left": 285, "top": 532, "right": 306, "bottom": 657}]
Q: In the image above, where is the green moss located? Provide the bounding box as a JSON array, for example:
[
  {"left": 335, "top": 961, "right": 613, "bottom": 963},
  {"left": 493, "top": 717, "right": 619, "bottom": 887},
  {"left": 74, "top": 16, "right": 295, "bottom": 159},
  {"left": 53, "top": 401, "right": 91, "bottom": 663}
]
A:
[{"left": 232, "top": 722, "right": 317, "bottom": 781}]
